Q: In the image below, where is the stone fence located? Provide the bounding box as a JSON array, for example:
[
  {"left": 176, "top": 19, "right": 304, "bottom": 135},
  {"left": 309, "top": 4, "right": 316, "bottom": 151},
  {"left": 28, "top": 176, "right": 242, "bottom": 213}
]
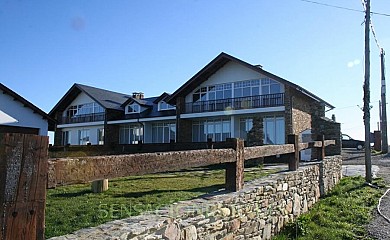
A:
[{"left": 50, "top": 155, "right": 342, "bottom": 240}]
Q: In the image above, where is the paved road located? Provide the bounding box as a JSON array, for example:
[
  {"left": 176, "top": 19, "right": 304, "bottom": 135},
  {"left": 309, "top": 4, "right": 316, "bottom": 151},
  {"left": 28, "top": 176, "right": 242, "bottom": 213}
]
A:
[{"left": 342, "top": 149, "right": 390, "bottom": 240}]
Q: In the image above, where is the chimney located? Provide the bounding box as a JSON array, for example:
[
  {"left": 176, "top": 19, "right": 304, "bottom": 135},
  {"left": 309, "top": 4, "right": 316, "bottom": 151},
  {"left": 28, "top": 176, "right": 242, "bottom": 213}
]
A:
[
  {"left": 132, "top": 92, "right": 144, "bottom": 99},
  {"left": 331, "top": 114, "right": 336, "bottom": 122}
]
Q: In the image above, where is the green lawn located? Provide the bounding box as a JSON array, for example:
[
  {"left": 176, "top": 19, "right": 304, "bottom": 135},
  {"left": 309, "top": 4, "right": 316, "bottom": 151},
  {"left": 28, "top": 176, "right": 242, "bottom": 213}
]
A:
[
  {"left": 273, "top": 176, "right": 385, "bottom": 240},
  {"left": 45, "top": 165, "right": 276, "bottom": 238}
]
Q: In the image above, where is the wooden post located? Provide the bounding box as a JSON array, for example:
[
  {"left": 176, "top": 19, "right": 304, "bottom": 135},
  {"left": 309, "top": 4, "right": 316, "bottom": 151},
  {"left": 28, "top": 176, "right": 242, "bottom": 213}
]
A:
[
  {"left": 0, "top": 133, "right": 49, "bottom": 240},
  {"left": 91, "top": 179, "right": 109, "bottom": 193},
  {"left": 225, "top": 138, "right": 244, "bottom": 191},
  {"left": 287, "top": 135, "right": 299, "bottom": 171},
  {"left": 317, "top": 135, "right": 325, "bottom": 160}
]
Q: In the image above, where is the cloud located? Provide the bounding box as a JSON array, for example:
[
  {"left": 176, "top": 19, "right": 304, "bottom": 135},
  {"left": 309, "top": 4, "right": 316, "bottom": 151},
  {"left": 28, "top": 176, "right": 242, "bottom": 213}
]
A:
[{"left": 347, "top": 59, "right": 361, "bottom": 68}]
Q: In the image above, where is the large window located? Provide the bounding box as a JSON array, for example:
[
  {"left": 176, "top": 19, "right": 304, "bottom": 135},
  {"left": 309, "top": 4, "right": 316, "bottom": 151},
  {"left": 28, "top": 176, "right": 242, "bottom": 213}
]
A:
[
  {"left": 78, "top": 129, "right": 90, "bottom": 145},
  {"left": 65, "top": 102, "right": 104, "bottom": 117},
  {"left": 191, "top": 78, "right": 281, "bottom": 103},
  {"left": 192, "top": 118, "right": 231, "bottom": 142},
  {"left": 119, "top": 124, "right": 143, "bottom": 144},
  {"left": 151, "top": 122, "right": 176, "bottom": 143},
  {"left": 234, "top": 79, "right": 260, "bottom": 98},
  {"left": 263, "top": 116, "right": 285, "bottom": 144},
  {"left": 239, "top": 118, "right": 254, "bottom": 141}
]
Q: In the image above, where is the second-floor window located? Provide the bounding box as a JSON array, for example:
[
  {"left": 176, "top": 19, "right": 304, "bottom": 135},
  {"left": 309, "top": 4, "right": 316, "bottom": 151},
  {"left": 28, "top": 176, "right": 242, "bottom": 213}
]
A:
[
  {"left": 65, "top": 102, "right": 104, "bottom": 117},
  {"left": 191, "top": 78, "right": 282, "bottom": 103},
  {"left": 158, "top": 101, "right": 175, "bottom": 111},
  {"left": 127, "top": 104, "right": 140, "bottom": 114}
]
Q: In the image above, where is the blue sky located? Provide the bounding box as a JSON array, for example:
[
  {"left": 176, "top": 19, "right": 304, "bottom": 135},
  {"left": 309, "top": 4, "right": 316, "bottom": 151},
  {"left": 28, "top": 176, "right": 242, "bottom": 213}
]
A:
[{"left": 1, "top": 0, "right": 389, "bottom": 140}]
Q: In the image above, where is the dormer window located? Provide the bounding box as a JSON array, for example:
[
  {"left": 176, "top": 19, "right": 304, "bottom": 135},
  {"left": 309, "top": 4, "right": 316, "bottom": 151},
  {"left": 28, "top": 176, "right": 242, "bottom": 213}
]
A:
[
  {"left": 127, "top": 104, "right": 140, "bottom": 114},
  {"left": 158, "top": 101, "right": 175, "bottom": 111}
]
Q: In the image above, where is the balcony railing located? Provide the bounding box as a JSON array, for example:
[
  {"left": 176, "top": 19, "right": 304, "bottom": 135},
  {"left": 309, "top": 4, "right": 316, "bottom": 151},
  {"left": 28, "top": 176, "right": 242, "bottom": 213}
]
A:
[
  {"left": 184, "top": 93, "right": 284, "bottom": 114},
  {"left": 60, "top": 112, "right": 105, "bottom": 124}
]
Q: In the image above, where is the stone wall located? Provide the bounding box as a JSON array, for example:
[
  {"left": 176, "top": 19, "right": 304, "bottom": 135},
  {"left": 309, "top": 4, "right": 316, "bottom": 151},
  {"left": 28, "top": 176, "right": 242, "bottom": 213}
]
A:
[{"left": 50, "top": 155, "right": 342, "bottom": 240}]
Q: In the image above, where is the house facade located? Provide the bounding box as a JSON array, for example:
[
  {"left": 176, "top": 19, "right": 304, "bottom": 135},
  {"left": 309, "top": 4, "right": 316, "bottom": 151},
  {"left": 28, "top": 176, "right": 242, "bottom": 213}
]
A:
[
  {"left": 0, "top": 83, "right": 54, "bottom": 136},
  {"left": 50, "top": 53, "right": 339, "bottom": 151}
]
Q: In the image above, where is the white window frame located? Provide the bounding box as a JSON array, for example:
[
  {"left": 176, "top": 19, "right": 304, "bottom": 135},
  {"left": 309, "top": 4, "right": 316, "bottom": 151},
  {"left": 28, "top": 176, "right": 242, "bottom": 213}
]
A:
[
  {"left": 158, "top": 101, "right": 176, "bottom": 111},
  {"left": 192, "top": 118, "right": 231, "bottom": 142},
  {"left": 126, "top": 103, "right": 141, "bottom": 114},
  {"left": 151, "top": 122, "right": 176, "bottom": 143},
  {"left": 263, "top": 116, "right": 285, "bottom": 145},
  {"left": 78, "top": 129, "right": 90, "bottom": 145},
  {"left": 191, "top": 78, "right": 282, "bottom": 103},
  {"left": 119, "top": 124, "right": 143, "bottom": 144}
]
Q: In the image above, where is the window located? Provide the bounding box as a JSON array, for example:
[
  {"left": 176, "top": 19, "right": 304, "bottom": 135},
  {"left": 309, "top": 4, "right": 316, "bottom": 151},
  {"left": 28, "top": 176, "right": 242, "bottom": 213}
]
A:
[
  {"left": 234, "top": 80, "right": 260, "bottom": 98},
  {"left": 119, "top": 124, "right": 143, "bottom": 144},
  {"left": 127, "top": 104, "right": 140, "bottom": 114},
  {"left": 192, "top": 118, "right": 231, "bottom": 142},
  {"left": 65, "top": 103, "right": 104, "bottom": 117},
  {"left": 261, "top": 78, "right": 282, "bottom": 95},
  {"left": 98, "top": 128, "right": 104, "bottom": 145},
  {"left": 151, "top": 122, "right": 176, "bottom": 143},
  {"left": 62, "top": 131, "right": 70, "bottom": 145},
  {"left": 263, "top": 117, "right": 285, "bottom": 144},
  {"left": 158, "top": 101, "right": 175, "bottom": 111},
  {"left": 78, "top": 129, "right": 90, "bottom": 145},
  {"left": 239, "top": 118, "right": 254, "bottom": 141}
]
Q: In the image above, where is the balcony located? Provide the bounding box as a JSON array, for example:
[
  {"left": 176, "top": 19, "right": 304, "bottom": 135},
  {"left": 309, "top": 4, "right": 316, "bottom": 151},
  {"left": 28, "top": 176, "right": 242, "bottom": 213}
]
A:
[
  {"left": 184, "top": 93, "right": 284, "bottom": 114},
  {"left": 60, "top": 113, "right": 105, "bottom": 124}
]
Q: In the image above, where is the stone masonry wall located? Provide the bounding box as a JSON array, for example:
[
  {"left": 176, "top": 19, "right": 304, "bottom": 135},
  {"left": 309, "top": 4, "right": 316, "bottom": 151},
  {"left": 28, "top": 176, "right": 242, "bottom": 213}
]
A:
[{"left": 51, "top": 156, "right": 342, "bottom": 240}]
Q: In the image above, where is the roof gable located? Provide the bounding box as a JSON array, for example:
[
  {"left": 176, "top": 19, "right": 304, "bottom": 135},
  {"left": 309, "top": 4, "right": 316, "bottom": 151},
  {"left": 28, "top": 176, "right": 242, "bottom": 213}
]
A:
[
  {"left": 166, "top": 52, "right": 334, "bottom": 109},
  {"left": 49, "top": 84, "right": 131, "bottom": 117},
  {"left": 0, "top": 83, "right": 55, "bottom": 130}
]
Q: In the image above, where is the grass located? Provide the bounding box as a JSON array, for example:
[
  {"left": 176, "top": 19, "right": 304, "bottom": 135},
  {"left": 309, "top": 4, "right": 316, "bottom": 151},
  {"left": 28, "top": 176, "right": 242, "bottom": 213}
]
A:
[
  {"left": 45, "top": 164, "right": 278, "bottom": 238},
  {"left": 273, "top": 176, "right": 385, "bottom": 240}
]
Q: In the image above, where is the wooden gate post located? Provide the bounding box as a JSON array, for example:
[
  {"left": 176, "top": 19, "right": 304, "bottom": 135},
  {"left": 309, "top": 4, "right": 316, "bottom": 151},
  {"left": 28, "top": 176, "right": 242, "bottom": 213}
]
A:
[
  {"left": 288, "top": 135, "right": 299, "bottom": 171},
  {"left": 0, "top": 133, "right": 49, "bottom": 240},
  {"left": 225, "top": 138, "right": 244, "bottom": 191},
  {"left": 317, "top": 135, "right": 325, "bottom": 160}
]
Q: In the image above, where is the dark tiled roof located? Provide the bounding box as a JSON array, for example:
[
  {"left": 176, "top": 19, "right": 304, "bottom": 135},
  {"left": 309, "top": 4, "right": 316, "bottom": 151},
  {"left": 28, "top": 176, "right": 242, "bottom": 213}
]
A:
[
  {"left": 76, "top": 84, "right": 131, "bottom": 110},
  {"left": 0, "top": 83, "right": 55, "bottom": 130}
]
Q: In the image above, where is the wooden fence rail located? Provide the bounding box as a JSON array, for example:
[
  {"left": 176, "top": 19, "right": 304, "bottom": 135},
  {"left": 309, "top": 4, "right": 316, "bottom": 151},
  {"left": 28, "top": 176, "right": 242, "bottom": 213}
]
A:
[{"left": 47, "top": 136, "right": 335, "bottom": 190}]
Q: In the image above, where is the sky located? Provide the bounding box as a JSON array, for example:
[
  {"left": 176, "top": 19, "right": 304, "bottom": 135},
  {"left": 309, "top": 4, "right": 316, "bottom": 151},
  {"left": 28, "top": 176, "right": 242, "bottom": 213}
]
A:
[{"left": 1, "top": 0, "right": 390, "bottom": 141}]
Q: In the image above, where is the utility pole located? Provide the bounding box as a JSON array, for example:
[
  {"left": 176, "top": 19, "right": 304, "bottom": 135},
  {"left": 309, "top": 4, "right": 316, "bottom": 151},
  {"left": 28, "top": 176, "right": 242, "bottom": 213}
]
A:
[
  {"left": 380, "top": 48, "right": 388, "bottom": 153},
  {"left": 363, "top": 0, "right": 372, "bottom": 183}
]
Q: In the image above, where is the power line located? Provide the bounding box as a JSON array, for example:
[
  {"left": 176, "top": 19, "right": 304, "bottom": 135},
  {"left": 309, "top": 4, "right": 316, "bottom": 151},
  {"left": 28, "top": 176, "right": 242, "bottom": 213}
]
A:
[{"left": 298, "top": 0, "right": 390, "bottom": 17}]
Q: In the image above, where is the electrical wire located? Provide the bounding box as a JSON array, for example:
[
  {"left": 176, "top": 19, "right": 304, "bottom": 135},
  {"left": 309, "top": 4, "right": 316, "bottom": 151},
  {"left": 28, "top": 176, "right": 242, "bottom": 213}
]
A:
[{"left": 298, "top": 0, "right": 390, "bottom": 17}]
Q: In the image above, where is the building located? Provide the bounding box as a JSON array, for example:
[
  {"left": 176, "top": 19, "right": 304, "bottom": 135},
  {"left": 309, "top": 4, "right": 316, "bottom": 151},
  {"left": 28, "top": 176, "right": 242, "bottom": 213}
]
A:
[
  {"left": 0, "top": 83, "right": 54, "bottom": 136},
  {"left": 50, "top": 53, "right": 339, "bottom": 151}
]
